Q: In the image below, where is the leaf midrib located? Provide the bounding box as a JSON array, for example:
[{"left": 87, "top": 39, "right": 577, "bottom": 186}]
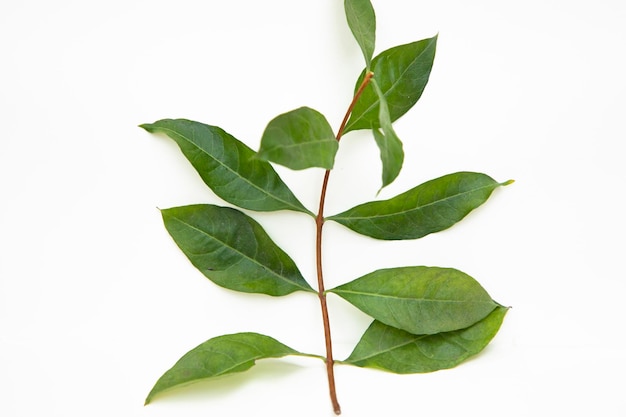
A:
[
  {"left": 155, "top": 124, "right": 311, "bottom": 215},
  {"left": 345, "top": 332, "right": 430, "bottom": 363},
  {"left": 347, "top": 37, "right": 436, "bottom": 130},
  {"left": 329, "top": 182, "right": 495, "bottom": 221},
  {"left": 148, "top": 337, "right": 298, "bottom": 402},
  {"left": 347, "top": 331, "right": 472, "bottom": 364},
  {"left": 171, "top": 215, "right": 313, "bottom": 293},
  {"left": 260, "top": 138, "right": 338, "bottom": 153},
  {"left": 198, "top": 339, "right": 295, "bottom": 377},
  {"left": 332, "top": 288, "right": 492, "bottom": 304}
]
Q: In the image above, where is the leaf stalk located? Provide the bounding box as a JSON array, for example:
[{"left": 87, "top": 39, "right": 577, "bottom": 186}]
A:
[{"left": 315, "top": 71, "right": 374, "bottom": 415}]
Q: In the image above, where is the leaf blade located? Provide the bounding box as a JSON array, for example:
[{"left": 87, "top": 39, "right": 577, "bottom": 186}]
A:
[
  {"left": 327, "top": 172, "right": 510, "bottom": 240},
  {"left": 141, "top": 119, "right": 312, "bottom": 215},
  {"left": 161, "top": 204, "right": 314, "bottom": 296},
  {"left": 329, "top": 266, "right": 497, "bottom": 335},
  {"left": 371, "top": 78, "right": 404, "bottom": 189},
  {"left": 345, "top": 35, "right": 438, "bottom": 132},
  {"left": 257, "top": 107, "right": 338, "bottom": 170},
  {"left": 343, "top": 306, "right": 508, "bottom": 373},
  {"left": 344, "top": 0, "right": 376, "bottom": 68},
  {"left": 145, "top": 333, "right": 300, "bottom": 404}
]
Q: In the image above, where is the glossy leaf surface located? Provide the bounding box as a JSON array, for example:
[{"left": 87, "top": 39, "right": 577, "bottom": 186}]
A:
[
  {"left": 371, "top": 78, "right": 404, "bottom": 189},
  {"left": 345, "top": 0, "right": 376, "bottom": 68},
  {"left": 161, "top": 204, "right": 314, "bottom": 296},
  {"left": 329, "top": 266, "right": 497, "bottom": 335},
  {"left": 145, "top": 333, "right": 299, "bottom": 404},
  {"left": 257, "top": 107, "right": 338, "bottom": 170},
  {"left": 345, "top": 36, "right": 438, "bottom": 132},
  {"left": 327, "top": 172, "right": 509, "bottom": 240},
  {"left": 343, "top": 306, "right": 508, "bottom": 373},
  {"left": 141, "top": 119, "right": 312, "bottom": 215}
]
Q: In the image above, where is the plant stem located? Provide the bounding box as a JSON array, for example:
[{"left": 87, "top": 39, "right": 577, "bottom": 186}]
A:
[{"left": 315, "top": 71, "right": 374, "bottom": 416}]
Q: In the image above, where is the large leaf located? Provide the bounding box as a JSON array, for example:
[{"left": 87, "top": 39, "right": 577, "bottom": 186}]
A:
[
  {"left": 344, "top": 35, "right": 438, "bottom": 132},
  {"left": 161, "top": 204, "right": 314, "bottom": 296},
  {"left": 343, "top": 306, "right": 508, "bottom": 373},
  {"left": 145, "top": 333, "right": 300, "bottom": 404},
  {"left": 257, "top": 107, "right": 338, "bottom": 170},
  {"left": 327, "top": 172, "right": 512, "bottom": 240},
  {"left": 328, "top": 266, "right": 497, "bottom": 335},
  {"left": 371, "top": 78, "right": 404, "bottom": 189},
  {"left": 140, "top": 119, "right": 312, "bottom": 215},
  {"left": 345, "top": 0, "right": 376, "bottom": 69}
]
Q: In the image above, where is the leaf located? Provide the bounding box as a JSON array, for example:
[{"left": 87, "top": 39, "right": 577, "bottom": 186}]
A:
[
  {"left": 328, "top": 266, "right": 497, "bottom": 335},
  {"left": 145, "top": 333, "right": 300, "bottom": 404},
  {"left": 343, "top": 306, "right": 508, "bottom": 373},
  {"left": 140, "top": 119, "right": 312, "bottom": 215},
  {"left": 327, "top": 172, "right": 512, "bottom": 240},
  {"left": 371, "top": 78, "right": 404, "bottom": 189},
  {"left": 344, "top": 35, "right": 438, "bottom": 132},
  {"left": 161, "top": 204, "right": 315, "bottom": 296},
  {"left": 257, "top": 107, "right": 338, "bottom": 170},
  {"left": 344, "top": 0, "right": 376, "bottom": 69}
]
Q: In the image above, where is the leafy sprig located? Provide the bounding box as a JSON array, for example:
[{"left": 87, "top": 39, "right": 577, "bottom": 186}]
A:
[{"left": 140, "top": 0, "right": 512, "bottom": 414}]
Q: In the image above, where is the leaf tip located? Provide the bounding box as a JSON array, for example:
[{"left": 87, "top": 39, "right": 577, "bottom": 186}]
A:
[{"left": 139, "top": 123, "right": 156, "bottom": 133}]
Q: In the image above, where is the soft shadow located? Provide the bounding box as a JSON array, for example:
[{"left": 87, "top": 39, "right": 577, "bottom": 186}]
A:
[{"left": 147, "top": 359, "right": 305, "bottom": 405}]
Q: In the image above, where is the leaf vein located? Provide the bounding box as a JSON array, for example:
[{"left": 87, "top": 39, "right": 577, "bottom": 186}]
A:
[
  {"left": 170, "top": 216, "right": 312, "bottom": 292},
  {"left": 156, "top": 125, "right": 308, "bottom": 213},
  {"left": 332, "top": 183, "right": 495, "bottom": 221}
]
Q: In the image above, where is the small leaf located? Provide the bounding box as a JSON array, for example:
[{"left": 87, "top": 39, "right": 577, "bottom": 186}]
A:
[
  {"left": 140, "top": 119, "right": 312, "bottom": 215},
  {"left": 327, "top": 172, "right": 510, "bottom": 240},
  {"left": 329, "top": 266, "right": 497, "bottom": 335},
  {"left": 343, "top": 306, "right": 508, "bottom": 373},
  {"left": 371, "top": 78, "right": 404, "bottom": 189},
  {"left": 145, "top": 333, "right": 300, "bottom": 404},
  {"left": 257, "top": 107, "right": 338, "bottom": 170},
  {"left": 345, "top": 35, "right": 438, "bottom": 132},
  {"left": 344, "top": 0, "right": 376, "bottom": 69},
  {"left": 161, "top": 204, "right": 315, "bottom": 296}
]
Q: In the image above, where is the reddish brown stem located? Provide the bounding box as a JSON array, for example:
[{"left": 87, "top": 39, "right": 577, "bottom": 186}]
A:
[{"left": 315, "top": 71, "right": 374, "bottom": 415}]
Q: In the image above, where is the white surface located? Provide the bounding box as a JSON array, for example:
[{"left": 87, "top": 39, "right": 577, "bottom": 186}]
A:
[{"left": 1, "top": 0, "right": 625, "bottom": 416}]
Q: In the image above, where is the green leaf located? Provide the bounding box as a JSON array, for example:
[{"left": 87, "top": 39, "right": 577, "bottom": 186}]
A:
[
  {"left": 345, "top": 35, "right": 438, "bottom": 132},
  {"left": 327, "top": 172, "right": 511, "bottom": 240},
  {"left": 140, "top": 119, "right": 312, "bottom": 215},
  {"left": 161, "top": 204, "right": 315, "bottom": 296},
  {"left": 328, "top": 266, "right": 497, "bottom": 335},
  {"left": 145, "top": 333, "right": 300, "bottom": 404},
  {"left": 345, "top": 0, "right": 376, "bottom": 69},
  {"left": 371, "top": 78, "right": 404, "bottom": 189},
  {"left": 343, "top": 306, "right": 508, "bottom": 373},
  {"left": 257, "top": 107, "right": 338, "bottom": 170}
]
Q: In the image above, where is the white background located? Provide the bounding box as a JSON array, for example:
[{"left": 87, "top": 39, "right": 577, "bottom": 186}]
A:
[{"left": 1, "top": 0, "right": 625, "bottom": 416}]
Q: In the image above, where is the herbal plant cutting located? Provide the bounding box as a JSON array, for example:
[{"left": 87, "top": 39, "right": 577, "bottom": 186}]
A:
[{"left": 140, "top": 0, "right": 512, "bottom": 414}]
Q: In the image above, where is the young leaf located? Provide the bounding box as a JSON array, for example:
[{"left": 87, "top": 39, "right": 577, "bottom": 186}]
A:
[
  {"left": 257, "top": 107, "right": 338, "bottom": 170},
  {"left": 140, "top": 119, "right": 312, "bottom": 215},
  {"left": 327, "top": 172, "right": 511, "bottom": 240},
  {"left": 161, "top": 204, "right": 315, "bottom": 296},
  {"left": 342, "top": 306, "right": 508, "bottom": 373},
  {"left": 328, "top": 266, "right": 497, "bottom": 335},
  {"left": 344, "top": 35, "right": 438, "bottom": 132},
  {"left": 371, "top": 78, "right": 404, "bottom": 189},
  {"left": 145, "top": 333, "right": 301, "bottom": 404},
  {"left": 344, "top": 0, "right": 376, "bottom": 69}
]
